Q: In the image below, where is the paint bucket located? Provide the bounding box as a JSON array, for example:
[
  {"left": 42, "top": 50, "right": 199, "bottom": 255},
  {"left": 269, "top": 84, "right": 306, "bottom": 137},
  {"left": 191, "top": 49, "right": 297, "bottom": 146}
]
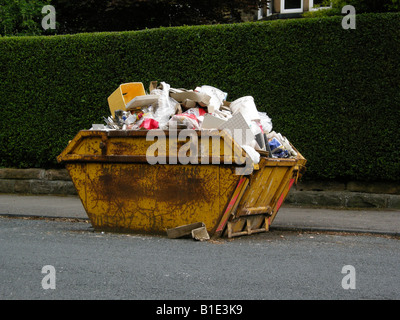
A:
[{"left": 230, "top": 96, "right": 260, "bottom": 123}]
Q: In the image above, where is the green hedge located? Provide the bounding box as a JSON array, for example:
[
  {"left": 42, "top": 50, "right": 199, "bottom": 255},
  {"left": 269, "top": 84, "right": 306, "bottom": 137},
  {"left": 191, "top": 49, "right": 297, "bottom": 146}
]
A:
[{"left": 1, "top": 12, "right": 399, "bottom": 182}]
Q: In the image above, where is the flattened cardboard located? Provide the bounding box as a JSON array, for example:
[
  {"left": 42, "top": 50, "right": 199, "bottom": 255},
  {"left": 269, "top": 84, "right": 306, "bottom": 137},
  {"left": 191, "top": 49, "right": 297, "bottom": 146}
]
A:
[
  {"left": 169, "top": 90, "right": 211, "bottom": 107},
  {"left": 125, "top": 94, "right": 159, "bottom": 111},
  {"left": 166, "top": 222, "right": 205, "bottom": 239},
  {"left": 149, "top": 81, "right": 158, "bottom": 93},
  {"left": 182, "top": 99, "right": 197, "bottom": 109},
  {"left": 201, "top": 114, "right": 227, "bottom": 129}
]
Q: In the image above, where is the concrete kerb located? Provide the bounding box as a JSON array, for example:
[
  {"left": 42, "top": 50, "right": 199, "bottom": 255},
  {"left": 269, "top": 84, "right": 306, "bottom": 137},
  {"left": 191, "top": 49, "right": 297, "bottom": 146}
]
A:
[
  {"left": 285, "top": 190, "right": 400, "bottom": 210},
  {"left": 0, "top": 168, "right": 400, "bottom": 210},
  {"left": 269, "top": 225, "right": 400, "bottom": 238}
]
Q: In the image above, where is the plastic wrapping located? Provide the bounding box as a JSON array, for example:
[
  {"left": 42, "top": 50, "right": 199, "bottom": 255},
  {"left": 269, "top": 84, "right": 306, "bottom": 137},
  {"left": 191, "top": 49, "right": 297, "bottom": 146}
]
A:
[
  {"left": 151, "top": 82, "right": 178, "bottom": 130},
  {"left": 140, "top": 118, "right": 159, "bottom": 130},
  {"left": 183, "top": 107, "right": 206, "bottom": 118},
  {"left": 267, "top": 132, "right": 297, "bottom": 158},
  {"left": 249, "top": 120, "right": 262, "bottom": 136},
  {"left": 168, "top": 113, "right": 200, "bottom": 130},
  {"left": 268, "top": 137, "right": 288, "bottom": 158},
  {"left": 258, "top": 112, "right": 273, "bottom": 134},
  {"left": 195, "top": 85, "right": 227, "bottom": 113}
]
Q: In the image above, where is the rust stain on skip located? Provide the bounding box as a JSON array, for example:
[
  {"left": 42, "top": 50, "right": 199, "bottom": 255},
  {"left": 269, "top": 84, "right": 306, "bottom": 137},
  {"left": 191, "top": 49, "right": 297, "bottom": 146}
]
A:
[{"left": 96, "top": 165, "right": 209, "bottom": 204}]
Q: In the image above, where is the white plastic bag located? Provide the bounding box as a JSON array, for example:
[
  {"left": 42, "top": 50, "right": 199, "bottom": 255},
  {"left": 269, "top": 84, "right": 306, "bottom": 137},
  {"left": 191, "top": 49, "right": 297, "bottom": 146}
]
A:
[
  {"left": 258, "top": 111, "right": 273, "bottom": 133},
  {"left": 151, "top": 82, "right": 178, "bottom": 130},
  {"left": 168, "top": 114, "right": 200, "bottom": 130},
  {"left": 195, "top": 85, "right": 227, "bottom": 113}
]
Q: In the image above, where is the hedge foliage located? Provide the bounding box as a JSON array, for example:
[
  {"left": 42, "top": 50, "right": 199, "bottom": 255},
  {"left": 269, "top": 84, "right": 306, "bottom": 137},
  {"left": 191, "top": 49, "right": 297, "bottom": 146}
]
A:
[{"left": 1, "top": 12, "right": 399, "bottom": 182}]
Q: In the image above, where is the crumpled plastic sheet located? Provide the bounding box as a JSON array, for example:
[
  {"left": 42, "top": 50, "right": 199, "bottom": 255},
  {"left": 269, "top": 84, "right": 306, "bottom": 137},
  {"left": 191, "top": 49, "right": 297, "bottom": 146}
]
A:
[
  {"left": 168, "top": 113, "right": 200, "bottom": 130},
  {"left": 151, "top": 82, "right": 178, "bottom": 130},
  {"left": 258, "top": 111, "right": 273, "bottom": 134}
]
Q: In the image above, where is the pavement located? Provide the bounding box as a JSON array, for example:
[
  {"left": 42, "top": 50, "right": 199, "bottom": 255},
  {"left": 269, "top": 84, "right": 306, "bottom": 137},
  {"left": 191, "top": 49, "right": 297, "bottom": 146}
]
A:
[{"left": 0, "top": 193, "right": 399, "bottom": 237}]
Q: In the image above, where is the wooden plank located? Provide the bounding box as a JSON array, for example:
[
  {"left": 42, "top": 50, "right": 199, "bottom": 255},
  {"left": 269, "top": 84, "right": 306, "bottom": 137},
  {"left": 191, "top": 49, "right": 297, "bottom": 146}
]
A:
[
  {"left": 191, "top": 227, "right": 210, "bottom": 241},
  {"left": 166, "top": 222, "right": 205, "bottom": 239}
]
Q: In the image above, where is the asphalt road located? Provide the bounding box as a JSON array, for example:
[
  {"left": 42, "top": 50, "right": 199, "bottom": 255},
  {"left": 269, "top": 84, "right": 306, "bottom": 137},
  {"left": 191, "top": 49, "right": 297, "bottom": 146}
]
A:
[{"left": 1, "top": 216, "right": 399, "bottom": 301}]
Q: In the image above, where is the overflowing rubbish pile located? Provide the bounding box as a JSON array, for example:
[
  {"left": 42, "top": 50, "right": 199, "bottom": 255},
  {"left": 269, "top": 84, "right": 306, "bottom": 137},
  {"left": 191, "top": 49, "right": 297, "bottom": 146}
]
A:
[{"left": 91, "top": 81, "right": 298, "bottom": 162}]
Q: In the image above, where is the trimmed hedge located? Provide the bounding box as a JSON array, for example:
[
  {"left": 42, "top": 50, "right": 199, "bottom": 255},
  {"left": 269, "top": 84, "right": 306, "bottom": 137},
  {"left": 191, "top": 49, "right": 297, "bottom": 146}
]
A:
[{"left": 1, "top": 12, "right": 399, "bottom": 182}]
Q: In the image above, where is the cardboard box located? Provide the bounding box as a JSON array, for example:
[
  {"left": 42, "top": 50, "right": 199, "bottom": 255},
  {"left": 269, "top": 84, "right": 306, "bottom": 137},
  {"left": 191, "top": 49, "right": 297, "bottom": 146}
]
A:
[
  {"left": 182, "top": 99, "right": 197, "bottom": 109},
  {"left": 107, "top": 82, "right": 146, "bottom": 117},
  {"left": 169, "top": 89, "right": 211, "bottom": 107}
]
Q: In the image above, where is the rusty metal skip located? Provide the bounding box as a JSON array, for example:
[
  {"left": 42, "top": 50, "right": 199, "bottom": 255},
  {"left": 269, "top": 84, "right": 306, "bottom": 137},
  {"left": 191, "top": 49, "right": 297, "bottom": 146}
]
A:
[{"left": 57, "top": 129, "right": 306, "bottom": 238}]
